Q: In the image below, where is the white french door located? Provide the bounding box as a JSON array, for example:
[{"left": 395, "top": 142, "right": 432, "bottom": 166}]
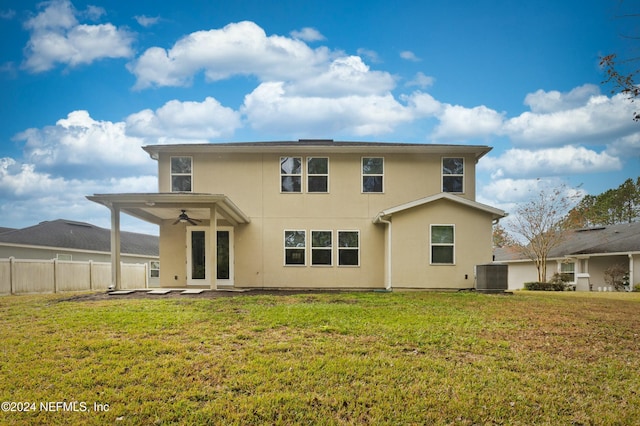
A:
[{"left": 186, "top": 226, "right": 234, "bottom": 287}]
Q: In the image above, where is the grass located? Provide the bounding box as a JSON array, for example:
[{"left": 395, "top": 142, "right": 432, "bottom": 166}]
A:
[{"left": 1, "top": 291, "right": 639, "bottom": 425}]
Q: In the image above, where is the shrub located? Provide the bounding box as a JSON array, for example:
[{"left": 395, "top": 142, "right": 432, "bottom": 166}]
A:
[
  {"left": 524, "top": 281, "right": 567, "bottom": 291},
  {"left": 633, "top": 283, "right": 640, "bottom": 292},
  {"left": 604, "top": 264, "right": 628, "bottom": 291}
]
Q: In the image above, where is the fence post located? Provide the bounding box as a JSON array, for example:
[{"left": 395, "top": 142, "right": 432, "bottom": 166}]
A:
[
  {"left": 89, "top": 260, "right": 93, "bottom": 290},
  {"left": 9, "top": 256, "right": 14, "bottom": 295},
  {"left": 53, "top": 258, "right": 58, "bottom": 294}
]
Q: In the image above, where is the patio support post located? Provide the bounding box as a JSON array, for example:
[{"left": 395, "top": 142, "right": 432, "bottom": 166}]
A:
[
  {"left": 110, "top": 204, "right": 122, "bottom": 290},
  {"left": 210, "top": 205, "right": 218, "bottom": 290}
]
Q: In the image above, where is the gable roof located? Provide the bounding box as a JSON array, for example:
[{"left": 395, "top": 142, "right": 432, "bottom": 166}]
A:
[
  {"left": 0, "top": 219, "right": 158, "bottom": 257},
  {"left": 0, "top": 227, "right": 16, "bottom": 234},
  {"left": 374, "top": 193, "right": 506, "bottom": 223},
  {"left": 143, "top": 140, "right": 492, "bottom": 160},
  {"left": 495, "top": 222, "right": 640, "bottom": 261}
]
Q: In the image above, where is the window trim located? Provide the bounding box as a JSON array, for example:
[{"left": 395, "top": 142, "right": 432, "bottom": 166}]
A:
[
  {"left": 170, "top": 156, "right": 193, "bottom": 193},
  {"left": 284, "top": 229, "right": 306, "bottom": 266},
  {"left": 441, "top": 157, "right": 464, "bottom": 194},
  {"left": 337, "top": 230, "right": 360, "bottom": 267},
  {"left": 430, "top": 224, "right": 455, "bottom": 265},
  {"left": 280, "top": 156, "right": 303, "bottom": 193},
  {"left": 311, "top": 230, "right": 333, "bottom": 266},
  {"left": 150, "top": 261, "right": 160, "bottom": 278},
  {"left": 560, "top": 261, "right": 576, "bottom": 284},
  {"left": 361, "top": 157, "right": 384, "bottom": 193},
  {"left": 306, "top": 157, "right": 329, "bottom": 193}
]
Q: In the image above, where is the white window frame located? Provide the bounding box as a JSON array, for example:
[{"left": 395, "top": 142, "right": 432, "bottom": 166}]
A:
[
  {"left": 441, "top": 157, "right": 464, "bottom": 193},
  {"left": 311, "top": 230, "right": 333, "bottom": 266},
  {"left": 337, "top": 230, "right": 360, "bottom": 267},
  {"left": 170, "top": 156, "right": 193, "bottom": 192},
  {"left": 284, "top": 230, "right": 306, "bottom": 266},
  {"left": 560, "top": 261, "right": 576, "bottom": 284},
  {"left": 306, "top": 157, "right": 329, "bottom": 193},
  {"left": 150, "top": 261, "right": 160, "bottom": 278},
  {"left": 361, "top": 157, "right": 384, "bottom": 193},
  {"left": 280, "top": 157, "right": 303, "bottom": 193},
  {"left": 430, "top": 224, "right": 455, "bottom": 265}
]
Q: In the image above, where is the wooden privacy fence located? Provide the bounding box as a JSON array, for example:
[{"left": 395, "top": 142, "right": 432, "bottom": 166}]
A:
[{"left": 0, "top": 257, "right": 148, "bottom": 295}]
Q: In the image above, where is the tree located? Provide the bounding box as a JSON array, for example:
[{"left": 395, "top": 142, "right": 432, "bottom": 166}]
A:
[
  {"left": 600, "top": 4, "right": 640, "bottom": 121},
  {"left": 563, "top": 177, "right": 640, "bottom": 228},
  {"left": 492, "top": 223, "right": 515, "bottom": 248},
  {"left": 509, "top": 184, "right": 579, "bottom": 282},
  {"left": 601, "top": 53, "right": 640, "bottom": 121}
]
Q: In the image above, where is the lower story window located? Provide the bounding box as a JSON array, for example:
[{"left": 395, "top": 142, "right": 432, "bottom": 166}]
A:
[
  {"left": 284, "top": 230, "right": 306, "bottom": 265},
  {"left": 311, "top": 230, "right": 332, "bottom": 266},
  {"left": 150, "top": 261, "right": 160, "bottom": 278},
  {"left": 431, "top": 225, "right": 454, "bottom": 264},
  {"left": 338, "top": 231, "right": 359, "bottom": 266},
  {"left": 560, "top": 262, "right": 575, "bottom": 283}
]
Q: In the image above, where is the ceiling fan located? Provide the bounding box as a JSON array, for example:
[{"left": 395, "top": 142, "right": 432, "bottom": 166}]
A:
[{"left": 173, "top": 210, "right": 201, "bottom": 225}]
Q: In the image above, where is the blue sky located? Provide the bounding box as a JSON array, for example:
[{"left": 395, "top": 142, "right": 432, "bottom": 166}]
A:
[{"left": 1, "top": 0, "right": 639, "bottom": 234}]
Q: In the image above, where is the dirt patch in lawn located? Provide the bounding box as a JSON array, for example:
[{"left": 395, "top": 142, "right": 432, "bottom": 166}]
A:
[{"left": 58, "top": 288, "right": 346, "bottom": 302}]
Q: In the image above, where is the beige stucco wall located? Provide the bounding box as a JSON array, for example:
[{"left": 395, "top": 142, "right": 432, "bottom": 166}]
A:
[
  {"left": 156, "top": 150, "right": 487, "bottom": 289},
  {"left": 389, "top": 198, "right": 494, "bottom": 289}
]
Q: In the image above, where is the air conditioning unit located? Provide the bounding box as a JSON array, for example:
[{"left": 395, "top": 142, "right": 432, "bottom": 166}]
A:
[{"left": 476, "top": 264, "right": 508, "bottom": 294}]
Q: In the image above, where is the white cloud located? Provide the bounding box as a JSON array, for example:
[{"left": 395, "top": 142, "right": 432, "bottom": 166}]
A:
[
  {"left": 14, "top": 110, "right": 149, "bottom": 176},
  {"left": 406, "top": 72, "right": 434, "bottom": 88},
  {"left": 134, "top": 15, "right": 160, "bottom": 27},
  {"left": 356, "top": 48, "right": 381, "bottom": 63},
  {"left": 290, "top": 27, "right": 325, "bottom": 42},
  {"left": 432, "top": 104, "right": 505, "bottom": 140},
  {"left": 285, "top": 56, "right": 396, "bottom": 97},
  {"left": 129, "top": 21, "right": 331, "bottom": 89},
  {"left": 524, "top": 84, "right": 601, "bottom": 113},
  {"left": 479, "top": 146, "right": 622, "bottom": 179},
  {"left": 400, "top": 50, "right": 420, "bottom": 62},
  {"left": 0, "top": 155, "right": 157, "bottom": 232},
  {"left": 242, "top": 82, "right": 414, "bottom": 136},
  {"left": 126, "top": 97, "right": 242, "bottom": 142},
  {"left": 22, "top": 0, "right": 134, "bottom": 72},
  {"left": 503, "top": 91, "right": 638, "bottom": 146},
  {"left": 1, "top": 9, "right": 16, "bottom": 20}
]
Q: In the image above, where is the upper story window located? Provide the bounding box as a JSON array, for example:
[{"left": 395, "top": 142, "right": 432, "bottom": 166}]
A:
[
  {"left": 307, "top": 157, "right": 329, "bottom": 193},
  {"left": 442, "top": 158, "right": 464, "bottom": 193},
  {"left": 431, "top": 225, "right": 455, "bottom": 264},
  {"left": 171, "top": 156, "right": 192, "bottom": 192},
  {"left": 281, "top": 157, "right": 302, "bottom": 192},
  {"left": 362, "top": 157, "right": 384, "bottom": 193}
]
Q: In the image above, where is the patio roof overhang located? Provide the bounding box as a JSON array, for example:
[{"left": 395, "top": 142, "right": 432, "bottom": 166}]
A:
[{"left": 86, "top": 193, "right": 250, "bottom": 226}]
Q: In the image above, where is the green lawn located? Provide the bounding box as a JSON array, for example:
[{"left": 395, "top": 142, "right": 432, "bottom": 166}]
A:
[{"left": 1, "top": 291, "right": 639, "bottom": 425}]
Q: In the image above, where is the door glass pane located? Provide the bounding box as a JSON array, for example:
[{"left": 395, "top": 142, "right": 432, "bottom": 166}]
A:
[
  {"left": 217, "top": 231, "right": 230, "bottom": 280},
  {"left": 191, "top": 231, "right": 206, "bottom": 279}
]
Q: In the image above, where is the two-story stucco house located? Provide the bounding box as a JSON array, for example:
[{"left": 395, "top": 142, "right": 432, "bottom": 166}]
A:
[{"left": 88, "top": 140, "right": 505, "bottom": 291}]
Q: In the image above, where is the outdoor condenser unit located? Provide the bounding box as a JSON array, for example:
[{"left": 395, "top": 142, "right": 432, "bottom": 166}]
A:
[{"left": 475, "top": 264, "right": 508, "bottom": 293}]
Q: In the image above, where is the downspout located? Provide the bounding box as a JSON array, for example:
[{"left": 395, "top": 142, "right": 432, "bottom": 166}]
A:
[{"left": 378, "top": 217, "right": 393, "bottom": 291}]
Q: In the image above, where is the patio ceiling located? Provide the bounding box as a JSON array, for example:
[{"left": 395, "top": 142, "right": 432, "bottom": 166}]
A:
[{"left": 86, "top": 193, "right": 250, "bottom": 226}]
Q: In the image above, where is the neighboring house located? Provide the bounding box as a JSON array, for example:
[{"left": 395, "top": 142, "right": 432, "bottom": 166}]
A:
[
  {"left": 88, "top": 140, "right": 505, "bottom": 291},
  {"left": 0, "top": 219, "right": 160, "bottom": 286},
  {"left": 494, "top": 222, "right": 640, "bottom": 291}
]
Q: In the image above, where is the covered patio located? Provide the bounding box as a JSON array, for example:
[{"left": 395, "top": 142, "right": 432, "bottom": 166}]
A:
[{"left": 87, "top": 193, "right": 250, "bottom": 290}]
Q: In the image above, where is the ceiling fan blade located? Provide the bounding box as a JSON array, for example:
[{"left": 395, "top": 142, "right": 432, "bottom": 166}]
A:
[
  {"left": 172, "top": 219, "right": 180, "bottom": 225},
  {"left": 187, "top": 218, "right": 198, "bottom": 226}
]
